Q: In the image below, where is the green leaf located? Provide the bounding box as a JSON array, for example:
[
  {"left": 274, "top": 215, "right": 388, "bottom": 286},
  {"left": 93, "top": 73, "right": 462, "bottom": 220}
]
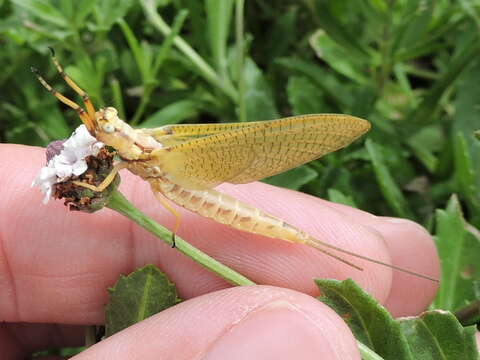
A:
[
  {"left": 286, "top": 76, "right": 328, "bottom": 115},
  {"left": 311, "top": 1, "right": 370, "bottom": 61},
  {"left": 309, "top": 29, "right": 368, "bottom": 84},
  {"left": 399, "top": 311, "right": 479, "bottom": 360},
  {"left": 406, "top": 125, "right": 443, "bottom": 173},
  {"left": 105, "top": 264, "right": 181, "bottom": 337},
  {"left": 327, "top": 188, "right": 358, "bottom": 208},
  {"left": 118, "top": 19, "right": 150, "bottom": 82},
  {"left": 316, "top": 279, "right": 413, "bottom": 360},
  {"left": 92, "top": 0, "right": 134, "bottom": 32},
  {"left": 433, "top": 195, "right": 480, "bottom": 311},
  {"left": 205, "top": 0, "right": 234, "bottom": 79},
  {"left": 262, "top": 6, "right": 298, "bottom": 64},
  {"left": 276, "top": 57, "right": 348, "bottom": 111},
  {"left": 390, "top": 0, "right": 434, "bottom": 58},
  {"left": 452, "top": 59, "right": 480, "bottom": 192},
  {"left": 317, "top": 279, "right": 480, "bottom": 360},
  {"left": 262, "top": 166, "right": 317, "bottom": 190},
  {"left": 11, "top": 0, "right": 68, "bottom": 27},
  {"left": 141, "top": 99, "right": 202, "bottom": 127},
  {"left": 365, "top": 139, "right": 414, "bottom": 219},
  {"left": 408, "top": 33, "right": 480, "bottom": 125},
  {"left": 243, "top": 57, "right": 278, "bottom": 121},
  {"left": 453, "top": 132, "right": 480, "bottom": 218}
]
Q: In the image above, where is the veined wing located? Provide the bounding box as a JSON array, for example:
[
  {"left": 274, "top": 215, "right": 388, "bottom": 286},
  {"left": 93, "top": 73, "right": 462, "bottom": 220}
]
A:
[
  {"left": 142, "top": 121, "right": 268, "bottom": 147},
  {"left": 151, "top": 114, "right": 370, "bottom": 190}
]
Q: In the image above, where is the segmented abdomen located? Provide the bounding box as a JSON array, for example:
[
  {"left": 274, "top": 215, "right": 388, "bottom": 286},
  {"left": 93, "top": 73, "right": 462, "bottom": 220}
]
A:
[{"left": 149, "top": 177, "right": 309, "bottom": 244}]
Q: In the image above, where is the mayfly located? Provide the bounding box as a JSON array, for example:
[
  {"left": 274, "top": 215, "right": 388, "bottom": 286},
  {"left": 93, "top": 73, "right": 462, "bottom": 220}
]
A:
[{"left": 32, "top": 51, "right": 437, "bottom": 282}]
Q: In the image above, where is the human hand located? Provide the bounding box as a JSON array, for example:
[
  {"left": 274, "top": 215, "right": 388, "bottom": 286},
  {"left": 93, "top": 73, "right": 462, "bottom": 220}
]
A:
[{"left": 1, "top": 144, "right": 440, "bottom": 359}]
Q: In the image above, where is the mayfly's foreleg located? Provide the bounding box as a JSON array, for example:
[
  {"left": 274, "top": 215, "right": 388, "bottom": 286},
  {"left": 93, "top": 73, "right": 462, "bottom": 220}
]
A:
[
  {"left": 73, "top": 162, "right": 127, "bottom": 192},
  {"left": 48, "top": 47, "right": 96, "bottom": 120},
  {"left": 31, "top": 67, "right": 94, "bottom": 129},
  {"left": 153, "top": 191, "right": 181, "bottom": 248}
]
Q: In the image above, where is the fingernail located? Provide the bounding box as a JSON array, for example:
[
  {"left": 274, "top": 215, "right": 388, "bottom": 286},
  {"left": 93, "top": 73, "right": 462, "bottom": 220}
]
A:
[{"left": 204, "top": 300, "right": 343, "bottom": 360}]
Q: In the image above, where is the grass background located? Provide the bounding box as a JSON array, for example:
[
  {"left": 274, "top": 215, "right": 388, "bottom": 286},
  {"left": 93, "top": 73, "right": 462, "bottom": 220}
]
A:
[{"left": 1, "top": 0, "right": 479, "bottom": 321}]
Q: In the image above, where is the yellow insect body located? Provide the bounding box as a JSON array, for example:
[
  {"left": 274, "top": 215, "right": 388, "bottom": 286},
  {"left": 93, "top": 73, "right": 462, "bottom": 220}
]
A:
[
  {"left": 95, "top": 107, "right": 372, "bottom": 267},
  {"left": 32, "top": 53, "right": 438, "bottom": 282}
]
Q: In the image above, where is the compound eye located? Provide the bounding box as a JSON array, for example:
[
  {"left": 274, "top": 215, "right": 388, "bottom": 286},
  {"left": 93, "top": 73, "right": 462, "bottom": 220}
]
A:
[{"left": 102, "top": 123, "right": 115, "bottom": 134}]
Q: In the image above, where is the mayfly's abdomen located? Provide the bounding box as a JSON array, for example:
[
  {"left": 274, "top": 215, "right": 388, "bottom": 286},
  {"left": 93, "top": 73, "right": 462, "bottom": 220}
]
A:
[{"left": 150, "top": 177, "right": 309, "bottom": 244}]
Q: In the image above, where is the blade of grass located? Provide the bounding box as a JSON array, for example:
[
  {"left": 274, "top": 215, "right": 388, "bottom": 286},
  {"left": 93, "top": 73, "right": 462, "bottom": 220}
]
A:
[
  {"left": 110, "top": 77, "right": 126, "bottom": 120},
  {"left": 366, "top": 139, "right": 414, "bottom": 219},
  {"left": 235, "top": 0, "right": 246, "bottom": 122},
  {"left": 141, "top": 0, "right": 238, "bottom": 102},
  {"left": 205, "top": 0, "right": 234, "bottom": 80},
  {"left": 408, "top": 34, "right": 480, "bottom": 125},
  {"left": 130, "top": 10, "right": 189, "bottom": 125}
]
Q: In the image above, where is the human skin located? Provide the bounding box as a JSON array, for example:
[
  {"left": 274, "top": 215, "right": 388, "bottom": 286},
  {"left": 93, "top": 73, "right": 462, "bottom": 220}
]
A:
[{"left": 0, "top": 144, "right": 441, "bottom": 359}]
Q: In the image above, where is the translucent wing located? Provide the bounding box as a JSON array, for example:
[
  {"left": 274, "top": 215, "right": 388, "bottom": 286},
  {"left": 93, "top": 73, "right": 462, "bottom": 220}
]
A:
[
  {"left": 151, "top": 114, "right": 370, "bottom": 190},
  {"left": 142, "top": 120, "right": 267, "bottom": 147}
]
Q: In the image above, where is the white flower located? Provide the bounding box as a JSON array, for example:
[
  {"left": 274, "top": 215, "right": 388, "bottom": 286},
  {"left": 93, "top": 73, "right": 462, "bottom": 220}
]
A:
[{"left": 32, "top": 125, "right": 104, "bottom": 204}]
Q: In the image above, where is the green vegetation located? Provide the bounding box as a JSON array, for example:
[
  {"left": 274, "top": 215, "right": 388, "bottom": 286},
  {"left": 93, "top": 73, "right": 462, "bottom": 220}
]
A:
[{"left": 2, "top": 0, "right": 479, "bottom": 357}]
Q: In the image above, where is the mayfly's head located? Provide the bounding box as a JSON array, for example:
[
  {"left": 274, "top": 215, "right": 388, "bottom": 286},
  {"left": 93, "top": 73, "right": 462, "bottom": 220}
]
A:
[
  {"left": 32, "top": 51, "right": 161, "bottom": 161},
  {"left": 91, "top": 107, "right": 143, "bottom": 160},
  {"left": 31, "top": 49, "right": 145, "bottom": 161}
]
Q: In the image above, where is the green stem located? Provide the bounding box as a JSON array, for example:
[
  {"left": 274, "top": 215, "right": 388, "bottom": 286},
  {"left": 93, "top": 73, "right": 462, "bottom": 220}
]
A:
[
  {"left": 107, "top": 189, "right": 255, "bottom": 286},
  {"left": 141, "top": 0, "right": 238, "bottom": 102},
  {"left": 235, "top": 0, "right": 246, "bottom": 122}
]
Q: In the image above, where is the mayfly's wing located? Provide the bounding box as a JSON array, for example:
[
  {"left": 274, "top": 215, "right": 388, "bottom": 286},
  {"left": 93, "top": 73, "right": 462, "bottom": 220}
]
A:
[
  {"left": 150, "top": 114, "right": 370, "bottom": 190},
  {"left": 142, "top": 121, "right": 268, "bottom": 147}
]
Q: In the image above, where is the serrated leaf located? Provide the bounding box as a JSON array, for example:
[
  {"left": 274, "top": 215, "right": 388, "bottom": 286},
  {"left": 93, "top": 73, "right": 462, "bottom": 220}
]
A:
[
  {"left": 262, "top": 165, "right": 317, "bottom": 190},
  {"left": 316, "top": 278, "right": 414, "bottom": 360},
  {"left": 317, "top": 279, "right": 479, "bottom": 359},
  {"left": 105, "top": 264, "right": 181, "bottom": 337},
  {"left": 433, "top": 195, "right": 480, "bottom": 311},
  {"left": 399, "top": 311, "right": 479, "bottom": 360},
  {"left": 365, "top": 139, "right": 414, "bottom": 219}
]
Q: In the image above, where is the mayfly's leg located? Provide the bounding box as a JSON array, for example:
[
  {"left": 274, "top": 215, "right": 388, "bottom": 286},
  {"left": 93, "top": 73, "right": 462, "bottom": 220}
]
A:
[
  {"left": 153, "top": 191, "right": 181, "bottom": 248},
  {"left": 73, "top": 162, "right": 127, "bottom": 192},
  {"left": 31, "top": 67, "right": 94, "bottom": 130},
  {"left": 48, "top": 47, "right": 96, "bottom": 120}
]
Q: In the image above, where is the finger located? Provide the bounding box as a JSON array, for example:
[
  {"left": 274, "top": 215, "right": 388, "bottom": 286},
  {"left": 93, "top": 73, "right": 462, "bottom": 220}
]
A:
[
  {"left": 0, "top": 323, "right": 83, "bottom": 359},
  {"left": 1, "top": 144, "right": 431, "bottom": 326},
  {"left": 74, "top": 286, "right": 360, "bottom": 360},
  {"left": 315, "top": 201, "right": 439, "bottom": 317}
]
